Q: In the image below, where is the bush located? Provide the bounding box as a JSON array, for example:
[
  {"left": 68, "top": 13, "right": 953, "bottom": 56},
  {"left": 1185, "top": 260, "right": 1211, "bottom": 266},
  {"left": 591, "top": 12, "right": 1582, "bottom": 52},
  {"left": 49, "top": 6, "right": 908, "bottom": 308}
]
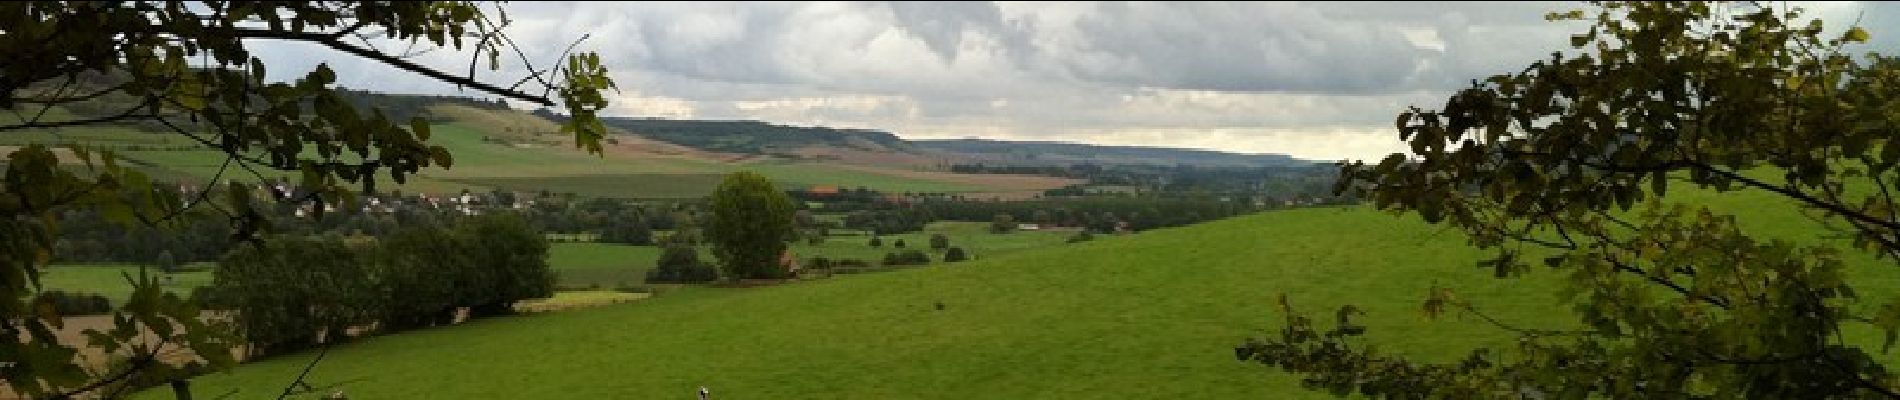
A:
[
  {"left": 35, "top": 290, "right": 112, "bottom": 316},
  {"left": 893, "top": 239, "right": 907, "bottom": 248},
  {"left": 943, "top": 247, "right": 970, "bottom": 262},
  {"left": 804, "top": 256, "right": 834, "bottom": 271},
  {"left": 990, "top": 213, "right": 1015, "bottom": 233},
  {"left": 647, "top": 244, "right": 718, "bottom": 283},
  {"left": 868, "top": 236, "right": 883, "bottom": 247},
  {"left": 598, "top": 217, "right": 654, "bottom": 245},
  {"left": 1067, "top": 231, "right": 1095, "bottom": 243},
  {"left": 929, "top": 233, "right": 950, "bottom": 250},
  {"left": 458, "top": 213, "right": 556, "bottom": 317},
  {"left": 214, "top": 236, "right": 379, "bottom": 356},
  {"left": 375, "top": 226, "right": 466, "bottom": 331},
  {"left": 881, "top": 250, "right": 930, "bottom": 267}
]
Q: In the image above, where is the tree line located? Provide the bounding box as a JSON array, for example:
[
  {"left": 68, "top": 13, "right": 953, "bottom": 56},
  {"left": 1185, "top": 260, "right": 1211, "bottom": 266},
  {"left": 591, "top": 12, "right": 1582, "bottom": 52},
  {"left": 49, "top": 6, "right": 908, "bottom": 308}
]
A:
[{"left": 201, "top": 213, "right": 553, "bottom": 358}]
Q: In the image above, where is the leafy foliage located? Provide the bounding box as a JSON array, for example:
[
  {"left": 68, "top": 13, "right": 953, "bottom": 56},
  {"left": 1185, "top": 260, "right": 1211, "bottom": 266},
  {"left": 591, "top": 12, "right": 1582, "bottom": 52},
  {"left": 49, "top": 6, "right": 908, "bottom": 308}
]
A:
[
  {"left": 214, "top": 236, "right": 378, "bottom": 357},
  {"left": 942, "top": 247, "right": 970, "bottom": 263},
  {"left": 646, "top": 244, "right": 717, "bottom": 284},
  {"left": 0, "top": 1, "right": 612, "bottom": 395},
  {"left": 214, "top": 212, "right": 553, "bottom": 355},
  {"left": 882, "top": 250, "right": 930, "bottom": 267},
  {"left": 706, "top": 172, "right": 797, "bottom": 280},
  {"left": 1241, "top": 2, "right": 1900, "bottom": 398},
  {"left": 32, "top": 290, "right": 113, "bottom": 316},
  {"left": 991, "top": 213, "right": 1016, "bottom": 234},
  {"left": 929, "top": 233, "right": 951, "bottom": 250}
]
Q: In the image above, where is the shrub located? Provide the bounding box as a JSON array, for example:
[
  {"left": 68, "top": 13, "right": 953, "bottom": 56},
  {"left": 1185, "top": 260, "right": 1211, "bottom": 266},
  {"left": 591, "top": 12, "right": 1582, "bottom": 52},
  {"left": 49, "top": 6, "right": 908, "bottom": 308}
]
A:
[
  {"left": 214, "top": 236, "right": 378, "bottom": 356},
  {"left": 943, "top": 247, "right": 970, "bottom": 262},
  {"left": 647, "top": 244, "right": 718, "bottom": 283},
  {"left": 881, "top": 250, "right": 930, "bottom": 267},
  {"left": 868, "top": 236, "right": 883, "bottom": 247},
  {"left": 1066, "top": 231, "right": 1095, "bottom": 243},
  {"left": 457, "top": 213, "right": 555, "bottom": 318},
  {"left": 990, "top": 213, "right": 1015, "bottom": 233},
  {"left": 598, "top": 217, "right": 654, "bottom": 245},
  {"left": 35, "top": 290, "right": 112, "bottom": 316},
  {"left": 893, "top": 239, "right": 907, "bottom": 248},
  {"left": 805, "top": 256, "right": 834, "bottom": 271},
  {"left": 929, "top": 233, "right": 950, "bottom": 250}
]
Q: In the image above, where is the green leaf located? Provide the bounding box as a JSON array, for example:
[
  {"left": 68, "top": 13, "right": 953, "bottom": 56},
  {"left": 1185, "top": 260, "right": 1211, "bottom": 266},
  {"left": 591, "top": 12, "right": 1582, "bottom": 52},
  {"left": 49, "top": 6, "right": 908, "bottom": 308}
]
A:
[{"left": 1845, "top": 26, "right": 1871, "bottom": 43}]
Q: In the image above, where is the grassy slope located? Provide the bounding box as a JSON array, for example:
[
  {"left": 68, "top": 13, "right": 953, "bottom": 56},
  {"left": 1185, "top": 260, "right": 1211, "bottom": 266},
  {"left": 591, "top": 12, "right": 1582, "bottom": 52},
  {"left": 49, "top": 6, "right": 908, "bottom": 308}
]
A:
[
  {"left": 154, "top": 179, "right": 1900, "bottom": 398},
  {"left": 36, "top": 264, "right": 214, "bottom": 303},
  {"left": 154, "top": 208, "right": 1559, "bottom": 399},
  {"left": 3, "top": 106, "right": 1008, "bottom": 198},
  {"left": 547, "top": 243, "right": 665, "bottom": 289},
  {"left": 548, "top": 222, "right": 1073, "bottom": 289}
]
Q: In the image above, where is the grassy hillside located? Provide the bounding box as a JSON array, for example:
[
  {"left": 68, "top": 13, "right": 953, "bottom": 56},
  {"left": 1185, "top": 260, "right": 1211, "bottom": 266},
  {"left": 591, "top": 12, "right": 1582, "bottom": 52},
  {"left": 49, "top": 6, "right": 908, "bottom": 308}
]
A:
[
  {"left": 36, "top": 264, "right": 213, "bottom": 303},
  {"left": 0, "top": 103, "right": 1054, "bottom": 199},
  {"left": 142, "top": 179, "right": 1900, "bottom": 398},
  {"left": 914, "top": 138, "right": 1308, "bottom": 168},
  {"left": 146, "top": 208, "right": 1545, "bottom": 398}
]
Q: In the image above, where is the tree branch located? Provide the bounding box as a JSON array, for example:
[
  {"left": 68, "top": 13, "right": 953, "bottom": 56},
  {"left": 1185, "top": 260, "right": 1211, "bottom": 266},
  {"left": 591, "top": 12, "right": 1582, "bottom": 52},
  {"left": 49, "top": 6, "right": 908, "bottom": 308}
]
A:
[{"left": 227, "top": 28, "right": 555, "bottom": 107}]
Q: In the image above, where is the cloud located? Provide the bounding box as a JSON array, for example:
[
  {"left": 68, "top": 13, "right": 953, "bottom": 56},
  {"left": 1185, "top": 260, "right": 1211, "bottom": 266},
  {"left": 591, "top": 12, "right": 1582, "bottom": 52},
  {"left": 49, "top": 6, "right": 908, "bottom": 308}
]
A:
[{"left": 241, "top": 1, "right": 1900, "bottom": 162}]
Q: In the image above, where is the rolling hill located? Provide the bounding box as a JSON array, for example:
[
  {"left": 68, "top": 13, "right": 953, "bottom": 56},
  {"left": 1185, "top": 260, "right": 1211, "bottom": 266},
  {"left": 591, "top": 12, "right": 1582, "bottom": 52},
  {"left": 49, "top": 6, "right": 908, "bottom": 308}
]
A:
[
  {"left": 136, "top": 173, "right": 1900, "bottom": 399},
  {"left": 914, "top": 138, "right": 1308, "bottom": 168}
]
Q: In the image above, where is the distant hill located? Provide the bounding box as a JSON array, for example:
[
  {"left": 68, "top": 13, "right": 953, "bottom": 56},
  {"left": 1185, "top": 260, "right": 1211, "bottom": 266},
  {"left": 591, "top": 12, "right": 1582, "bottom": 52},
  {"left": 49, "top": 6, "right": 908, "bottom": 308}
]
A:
[
  {"left": 533, "top": 113, "right": 1311, "bottom": 168},
  {"left": 913, "top": 138, "right": 1309, "bottom": 168},
  {"left": 540, "top": 113, "right": 915, "bottom": 155}
]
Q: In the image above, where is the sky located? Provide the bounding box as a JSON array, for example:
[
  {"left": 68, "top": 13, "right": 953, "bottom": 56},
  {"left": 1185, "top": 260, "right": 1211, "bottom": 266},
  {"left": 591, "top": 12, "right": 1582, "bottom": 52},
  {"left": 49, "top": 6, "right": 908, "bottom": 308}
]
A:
[{"left": 246, "top": 1, "right": 1900, "bottom": 162}]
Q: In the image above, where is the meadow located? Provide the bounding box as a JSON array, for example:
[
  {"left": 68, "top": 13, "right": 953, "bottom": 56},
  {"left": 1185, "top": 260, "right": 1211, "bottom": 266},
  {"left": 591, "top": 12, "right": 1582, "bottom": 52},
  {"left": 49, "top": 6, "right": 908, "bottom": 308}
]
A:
[
  {"left": 134, "top": 207, "right": 1555, "bottom": 398},
  {"left": 35, "top": 264, "right": 213, "bottom": 304},
  {"left": 125, "top": 173, "right": 1900, "bottom": 399}
]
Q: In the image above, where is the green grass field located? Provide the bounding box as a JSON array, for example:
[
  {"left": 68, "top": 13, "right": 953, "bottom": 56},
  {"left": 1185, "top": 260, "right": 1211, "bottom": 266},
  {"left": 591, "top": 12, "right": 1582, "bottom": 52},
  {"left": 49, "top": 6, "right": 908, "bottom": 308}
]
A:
[
  {"left": 133, "top": 208, "right": 1541, "bottom": 398},
  {"left": 142, "top": 180, "right": 1900, "bottom": 398},
  {"left": 36, "top": 264, "right": 213, "bottom": 304},
  {"left": 546, "top": 243, "right": 665, "bottom": 289},
  {"left": 789, "top": 221, "right": 1073, "bottom": 264}
]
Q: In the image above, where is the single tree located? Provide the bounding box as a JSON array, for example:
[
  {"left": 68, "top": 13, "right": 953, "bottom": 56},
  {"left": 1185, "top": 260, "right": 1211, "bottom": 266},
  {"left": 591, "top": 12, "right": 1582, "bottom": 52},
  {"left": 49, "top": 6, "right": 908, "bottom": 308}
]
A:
[
  {"left": 1239, "top": 2, "right": 1900, "bottom": 398},
  {"left": 706, "top": 172, "right": 797, "bottom": 280}
]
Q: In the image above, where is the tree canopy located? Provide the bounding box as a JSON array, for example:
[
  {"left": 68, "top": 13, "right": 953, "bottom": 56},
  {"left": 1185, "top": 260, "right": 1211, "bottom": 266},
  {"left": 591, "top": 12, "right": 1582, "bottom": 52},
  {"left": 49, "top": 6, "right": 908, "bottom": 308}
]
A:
[
  {"left": 706, "top": 172, "right": 797, "bottom": 280},
  {"left": 1240, "top": 2, "right": 1900, "bottom": 398}
]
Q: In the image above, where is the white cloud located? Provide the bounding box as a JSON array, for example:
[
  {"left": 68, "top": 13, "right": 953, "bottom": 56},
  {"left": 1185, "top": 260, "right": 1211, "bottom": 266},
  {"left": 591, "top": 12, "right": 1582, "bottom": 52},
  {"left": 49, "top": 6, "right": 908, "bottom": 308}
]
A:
[{"left": 243, "top": 1, "right": 1900, "bottom": 162}]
